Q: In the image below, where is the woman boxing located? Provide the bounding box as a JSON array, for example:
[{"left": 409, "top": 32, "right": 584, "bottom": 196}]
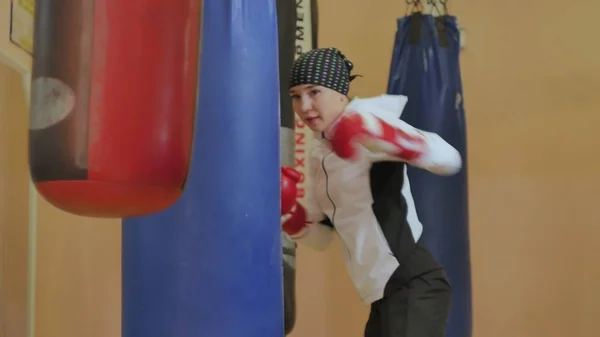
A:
[{"left": 280, "top": 47, "right": 462, "bottom": 337}]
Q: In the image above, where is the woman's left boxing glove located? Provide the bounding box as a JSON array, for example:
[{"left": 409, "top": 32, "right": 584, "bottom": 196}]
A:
[
  {"left": 281, "top": 203, "right": 308, "bottom": 237},
  {"left": 281, "top": 166, "right": 302, "bottom": 215}
]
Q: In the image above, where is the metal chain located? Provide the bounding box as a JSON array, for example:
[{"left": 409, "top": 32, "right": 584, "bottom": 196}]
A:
[
  {"left": 438, "top": 0, "right": 449, "bottom": 15},
  {"left": 426, "top": 0, "right": 450, "bottom": 16},
  {"left": 406, "top": 0, "right": 450, "bottom": 16},
  {"left": 405, "top": 0, "right": 423, "bottom": 15}
]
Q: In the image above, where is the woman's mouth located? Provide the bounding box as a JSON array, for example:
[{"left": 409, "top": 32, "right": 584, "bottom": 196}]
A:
[{"left": 305, "top": 116, "right": 319, "bottom": 125}]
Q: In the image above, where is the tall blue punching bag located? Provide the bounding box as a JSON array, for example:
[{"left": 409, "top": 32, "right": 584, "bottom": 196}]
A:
[
  {"left": 386, "top": 6, "right": 472, "bottom": 337},
  {"left": 121, "top": 0, "right": 283, "bottom": 336}
]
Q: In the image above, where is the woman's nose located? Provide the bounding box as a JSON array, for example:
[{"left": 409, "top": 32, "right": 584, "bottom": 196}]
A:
[{"left": 300, "top": 97, "right": 312, "bottom": 112}]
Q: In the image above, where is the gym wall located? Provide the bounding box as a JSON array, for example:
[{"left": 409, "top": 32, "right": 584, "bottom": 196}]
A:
[
  {"left": 295, "top": 0, "right": 600, "bottom": 337},
  {"left": 0, "top": 61, "right": 121, "bottom": 337},
  {"left": 0, "top": 61, "right": 29, "bottom": 337},
  {"left": 1, "top": 0, "right": 599, "bottom": 337}
]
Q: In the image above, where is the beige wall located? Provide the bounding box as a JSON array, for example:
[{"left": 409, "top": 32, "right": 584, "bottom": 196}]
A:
[
  {"left": 292, "top": 0, "right": 600, "bottom": 337},
  {"left": 0, "top": 62, "right": 121, "bottom": 337},
  {"left": 0, "top": 60, "right": 30, "bottom": 337},
  {"left": 1, "top": 0, "right": 599, "bottom": 337},
  {"left": 34, "top": 201, "right": 120, "bottom": 337}
]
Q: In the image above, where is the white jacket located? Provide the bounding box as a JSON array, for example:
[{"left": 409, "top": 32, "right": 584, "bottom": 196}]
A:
[{"left": 290, "top": 94, "right": 462, "bottom": 304}]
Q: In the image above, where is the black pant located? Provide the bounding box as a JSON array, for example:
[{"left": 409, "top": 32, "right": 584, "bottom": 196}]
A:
[{"left": 364, "top": 268, "right": 452, "bottom": 337}]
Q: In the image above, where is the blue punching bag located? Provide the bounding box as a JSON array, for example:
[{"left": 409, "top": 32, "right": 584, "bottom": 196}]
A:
[
  {"left": 386, "top": 12, "right": 472, "bottom": 337},
  {"left": 121, "top": 0, "right": 283, "bottom": 336}
]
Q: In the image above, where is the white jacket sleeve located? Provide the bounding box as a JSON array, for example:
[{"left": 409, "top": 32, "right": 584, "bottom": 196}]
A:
[
  {"left": 349, "top": 95, "right": 462, "bottom": 176},
  {"left": 366, "top": 116, "right": 463, "bottom": 176}
]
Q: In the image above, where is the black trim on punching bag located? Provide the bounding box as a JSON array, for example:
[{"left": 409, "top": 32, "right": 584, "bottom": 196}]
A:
[
  {"left": 279, "top": 0, "right": 319, "bottom": 334},
  {"left": 278, "top": 0, "right": 296, "bottom": 131},
  {"left": 277, "top": 0, "right": 298, "bottom": 334},
  {"left": 311, "top": 0, "right": 318, "bottom": 48},
  {"left": 29, "top": 0, "right": 94, "bottom": 183}
]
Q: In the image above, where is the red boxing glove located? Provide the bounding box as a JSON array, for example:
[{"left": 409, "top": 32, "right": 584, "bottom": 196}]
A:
[
  {"left": 329, "top": 111, "right": 426, "bottom": 161},
  {"left": 282, "top": 203, "right": 308, "bottom": 237},
  {"left": 281, "top": 166, "right": 301, "bottom": 215}
]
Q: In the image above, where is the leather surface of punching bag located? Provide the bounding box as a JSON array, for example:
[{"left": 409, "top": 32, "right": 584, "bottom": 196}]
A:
[
  {"left": 277, "top": 0, "right": 298, "bottom": 333},
  {"left": 29, "top": 0, "right": 201, "bottom": 218},
  {"left": 386, "top": 13, "right": 472, "bottom": 337},
  {"left": 122, "top": 0, "right": 282, "bottom": 336}
]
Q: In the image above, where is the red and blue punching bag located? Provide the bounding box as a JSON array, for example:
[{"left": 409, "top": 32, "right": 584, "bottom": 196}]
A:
[
  {"left": 122, "top": 0, "right": 282, "bottom": 335},
  {"left": 29, "top": 0, "right": 201, "bottom": 218}
]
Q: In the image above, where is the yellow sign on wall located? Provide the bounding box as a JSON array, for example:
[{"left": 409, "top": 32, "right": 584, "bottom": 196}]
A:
[{"left": 10, "top": 0, "right": 35, "bottom": 55}]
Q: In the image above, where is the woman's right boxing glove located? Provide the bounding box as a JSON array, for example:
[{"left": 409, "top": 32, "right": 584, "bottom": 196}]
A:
[{"left": 329, "top": 110, "right": 426, "bottom": 162}]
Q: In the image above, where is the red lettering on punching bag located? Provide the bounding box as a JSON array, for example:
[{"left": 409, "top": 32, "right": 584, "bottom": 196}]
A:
[{"left": 295, "top": 132, "right": 305, "bottom": 146}]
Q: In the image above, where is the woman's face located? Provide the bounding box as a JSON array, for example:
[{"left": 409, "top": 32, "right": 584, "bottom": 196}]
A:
[{"left": 289, "top": 84, "right": 348, "bottom": 132}]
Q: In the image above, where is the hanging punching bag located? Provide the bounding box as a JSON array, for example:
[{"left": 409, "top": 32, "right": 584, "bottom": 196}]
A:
[
  {"left": 29, "top": 0, "right": 200, "bottom": 218},
  {"left": 277, "top": 0, "right": 298, "bottom": 334},
  {"left": 386, "top": 10, "right": 472, "bottom": 337},
  {"left": 122, "top": 0, "right": 282, "bottom": 336}
]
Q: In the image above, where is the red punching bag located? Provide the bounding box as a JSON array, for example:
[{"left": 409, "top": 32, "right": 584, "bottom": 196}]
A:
[{"left": 28, "top": 0, "right": 201, "bottom": 218}]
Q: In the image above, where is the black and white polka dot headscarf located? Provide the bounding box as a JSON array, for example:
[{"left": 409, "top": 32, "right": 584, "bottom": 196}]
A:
[{"left": 288, "top": 47, "right": 359, "bottom": 96}]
